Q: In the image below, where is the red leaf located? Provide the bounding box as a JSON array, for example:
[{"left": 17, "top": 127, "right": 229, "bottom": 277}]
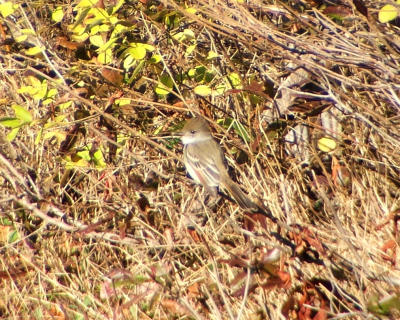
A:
[{"left": 322, "top": 5, "right": 352, "bottom": 18}]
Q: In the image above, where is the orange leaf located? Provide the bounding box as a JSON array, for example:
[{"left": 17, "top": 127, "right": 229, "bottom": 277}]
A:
[{"left": 187, "top": 228, "right": 202, "bottom": 242}]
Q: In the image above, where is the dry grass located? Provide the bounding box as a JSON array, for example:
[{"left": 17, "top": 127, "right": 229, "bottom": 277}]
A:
[{"left": 0, "top": 0, "right": 399, "bottom": 319}]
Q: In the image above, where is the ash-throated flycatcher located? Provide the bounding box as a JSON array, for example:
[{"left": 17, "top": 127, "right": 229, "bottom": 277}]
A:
[{"left": 180, "top": 117, "right": 258, "bottom": 210}]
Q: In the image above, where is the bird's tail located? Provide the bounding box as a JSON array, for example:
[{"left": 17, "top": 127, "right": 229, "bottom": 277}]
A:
[{"left": 222, "top": 177, "right": 259, "bottom": 211}]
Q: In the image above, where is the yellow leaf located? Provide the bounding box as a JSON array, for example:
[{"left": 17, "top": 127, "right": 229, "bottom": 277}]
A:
[
  {"left": 77, "top": 0, "right": 99, "bottom": 8},
  {"left": 52, "top": 6, "right": 64, "bottom": 23},
  {"left": 228, "top": 72, "right": 242, "bottom": 88},
  {"left": 25, "top": 46, "right": 44, "bottom": 56},
  {"left": 71, "top": 32, "right": 89, "bottom": 42},
  {"left": 155, "top": 83, "right": 171, "bottom": 95},
  {"left": 90, "top": 34, "right": 104, "bottom": 47},
  {"left": 318, "top": 137, "right": 337, "bottom": 152},
  {"left": 15, "top": 34, "right": 28, "bottom": 42},
  {"left": 185, "top": 7, "right": 197, "bottom": 14},
  {"left": 0, "top": 1, "right": 17, "bottom": 18},
  {"left": 378, "top": 4, "right": 399, "bottom": 23},
  {"left": 206, "top": 50, "right": 219, "bottom": 60},
  {"left": 127, "top": 46, "right": 147, "bottom": 60},
  {"left": 28, "top": 75, "right": 41, "bottom": 87},
  {"left": 150, "top": 54, "right": 162, "bottom": 64},
  {"left": 98, "top": 48, "right": 113, "bottom": 64},
  {"left": 194, "top": 85, "right": 212, "bottom": 96}
]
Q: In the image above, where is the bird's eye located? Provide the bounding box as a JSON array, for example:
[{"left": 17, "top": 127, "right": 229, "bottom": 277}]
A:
[{"left": 190, "top": 130, "right": 196, "bottom": 134}]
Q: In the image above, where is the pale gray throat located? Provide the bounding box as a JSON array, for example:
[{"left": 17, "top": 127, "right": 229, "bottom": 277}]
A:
[{"left": 181, "top": 134, "right": 213, "bottom": 145}]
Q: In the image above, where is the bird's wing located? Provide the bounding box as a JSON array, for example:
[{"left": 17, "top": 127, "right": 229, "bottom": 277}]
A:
[{"left": 184, "top": 140, "right": 225, "bottom": 187}]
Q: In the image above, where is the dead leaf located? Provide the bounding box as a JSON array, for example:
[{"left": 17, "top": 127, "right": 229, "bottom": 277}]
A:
[
  {"left": 244, "top": 80, "right": 273, "bottom": 101},
  {"left": 331, "top": 156, "right": 351, "bottom": 187},
  {"left": 161, "top": 299, "right": 189, "bottom": 316},
  {"left": 381, "top": 239, "right": 397, "bottom": 266},
  {"left": 323, "top": 5, "right": 352, "bottom": 19},
  {"left": 101, "top": 68, "right": 123, "bottom": 86},
  {"left": 187, "top": 227, "right": 202, "bottom": 242},
  {"left": 56, "top": 36, "right": 83, "bottom": 50}
]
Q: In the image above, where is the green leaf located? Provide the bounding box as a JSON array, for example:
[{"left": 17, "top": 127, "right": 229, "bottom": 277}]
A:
[
  {"left": 42, "top": 98, "right": 53, "bottom": 105},
  {"left": 204, "top": 70, "right": 215, "bottom": 83},
  {"left": 7, "top": 127, "right": 20, "bottom": 141},
  {"left": 0, "top": 118, "right": 22, "bottom": 128},
  {"left": 76, "top": 148, "right": 91, "bottom": 162},
  {"left": 28, "top": 75, "right": 41, "bottom": 87},
  {"left": 89, "top": 34, "right": 104, "bottom": 47},
  {"left": 232, "top": 120, "right": 250, "bottom": 143},
  {"left": 188, "top": 68, "right": 196, "bottom": 78},
  {"left": 93, "top": 149, "right": 106, "bottom": 169},
  {"left": 8, "top": 230, "right": 19, "bottom": 243},
  {"left": 33, "top": 83, "right": 48, "bottom": 100},
  {"left": 155, "top": 74, "right": 174, "bottom": 96},
  {"left": 47, "top": 88, "right": 58, "bottom": 99},
  {"left": 0, "top": 1, "right": 17, "bottom": 18},
  {"left": 188, "top": 65, "right": 207, "bottom": 81},
  {"left": 183, "top": 29, "right": 195, "bottom": 39},
  {"left": 52, "top": 6, "right": 64, "bottom": 23},
  {"left": 378, "top": 4, "right": 399, "bottom": 23},
  {"left": 109, "top": 15, "right": 119, "bottom": 25},
  {"left": 143, "top": 44, "right": 155, "bottom": 52},
  {"left": 91, "top": 23, "right": 110, "bottom": 35},
  {"left": 218, "top": 118, "right": 250, "bottom": 143},
  {"left": 35, "top": 127, "right": 42, "bottom": 145},
  {"left": 368, "top": 294, "right": 400, "bottom": 315},
  {"left": 72, "top": 32, "right": 89, "bottom": 42},
  {"left": 186, "top": 44, "right": 196, "bottom": 56},
  {"left": 194, "top": 85, "right": 212, "bottom": 96},
  {"left": 115, "top": 98, "right": 131, "bottom": 106},
  {"left": 150, "top": 54, "right": 162, "bottom": 64},
  {"left": 0, "top": 217, "right": 12, "bottom": 225},
  {"left": 58, "top": 101, "right": 73, "bottom": 110},
  {"left": 173, "top": 29, "right": 195, "bottom": 42},
  {"left": 123, "top": 55, "right": 135, "bottom": 70},
  {"left": 15, "top": 29, "right": 36, "bottom": 43},
  {"left": 155, "top": 83, "right": 171, "bottom": 95},
  {"left": 12, "top": 105, "right": 33, "bottom": 123},
  {"left": 228, "top": 72, "right": 242, "bottom": 88},
  {"left": 128, "top": 60, "right": 145, "bottom": 84}
]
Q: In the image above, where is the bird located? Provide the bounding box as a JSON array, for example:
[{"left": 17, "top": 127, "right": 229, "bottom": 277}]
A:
[{"left": 179, "top": 117, "right": 258, "bottom": 210}]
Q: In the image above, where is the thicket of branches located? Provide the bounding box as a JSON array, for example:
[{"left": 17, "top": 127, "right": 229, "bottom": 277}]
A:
[{"left": 0, "top": 0, "right": 399, "bottom": 318}]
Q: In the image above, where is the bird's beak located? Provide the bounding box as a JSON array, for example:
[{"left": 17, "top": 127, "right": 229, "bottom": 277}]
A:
[{"left": 175, "top": 130, "right": 184, "bottom": 137}]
